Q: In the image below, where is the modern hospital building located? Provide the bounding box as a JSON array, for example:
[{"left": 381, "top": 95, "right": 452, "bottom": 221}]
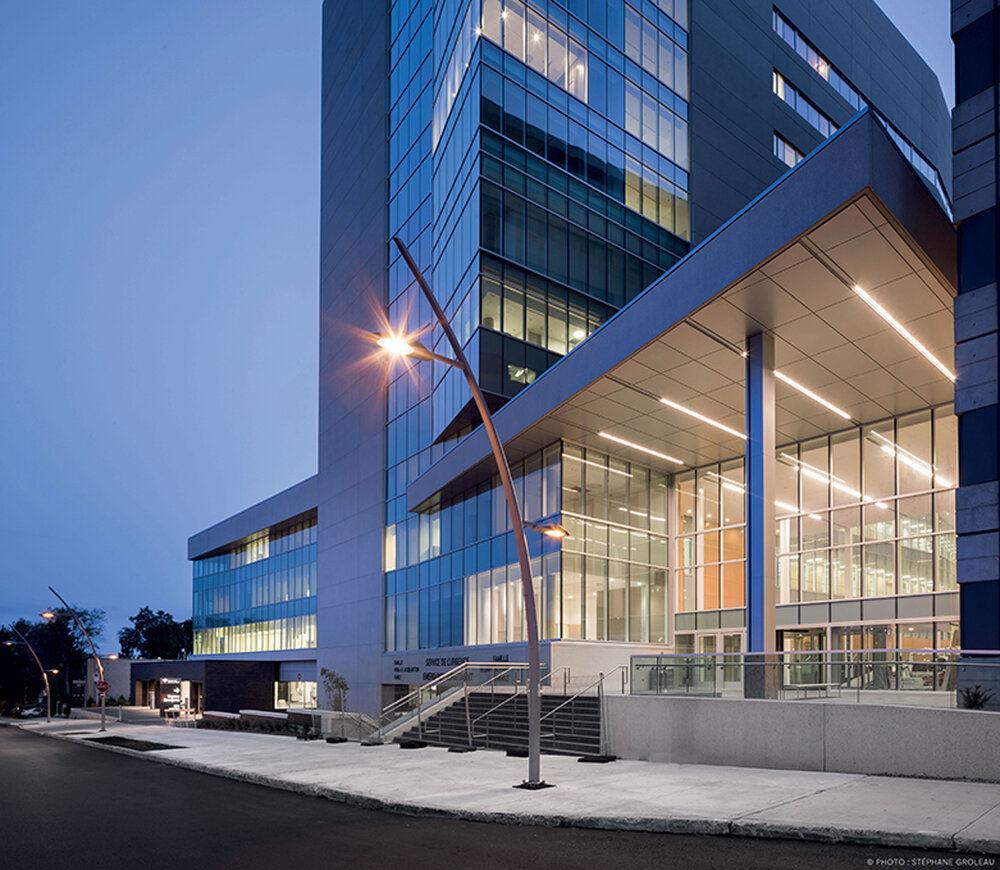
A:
[{"left": 162, "top": 0, "right": 1000, "bottom": 719}]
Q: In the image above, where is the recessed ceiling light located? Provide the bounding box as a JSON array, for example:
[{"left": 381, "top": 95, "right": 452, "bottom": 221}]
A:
[
  {"left": 598, "top": 432, "right": 684, "bottom": 465},
  {"left": 774, "top": 370, "right": 851, "bottom": 420},
  {"left": 853, "top": 285, "right": 955, "bottom": 381},
  {"left": 659, "top": 396, "right": 746, "bottom": 439}
]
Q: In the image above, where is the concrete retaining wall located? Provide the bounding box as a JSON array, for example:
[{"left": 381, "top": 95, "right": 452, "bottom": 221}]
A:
[{"left": 606, "top": 695, "right": 1000, "bottom": 781}]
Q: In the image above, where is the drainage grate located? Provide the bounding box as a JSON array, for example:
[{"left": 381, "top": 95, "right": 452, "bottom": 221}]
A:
[{"left": 85, "top": 736, "right": 181, "bottom": 752}]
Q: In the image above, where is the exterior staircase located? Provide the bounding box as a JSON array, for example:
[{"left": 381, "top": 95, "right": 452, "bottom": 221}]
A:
[{"left": 397, "top": 690, "right": 602, "bottom": 756}]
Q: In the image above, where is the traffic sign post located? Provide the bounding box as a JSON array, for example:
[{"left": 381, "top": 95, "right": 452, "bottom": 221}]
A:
[{"left": 97, "top": 680, "right": 110, "bottom": 697}]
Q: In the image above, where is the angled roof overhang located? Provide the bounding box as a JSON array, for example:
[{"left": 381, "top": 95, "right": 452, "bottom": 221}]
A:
[{"left": 408, "top": 111, "right": 956, "bottom": 513}]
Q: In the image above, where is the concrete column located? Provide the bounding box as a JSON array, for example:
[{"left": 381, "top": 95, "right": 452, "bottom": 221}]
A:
[
  {"left": 745, "top": 331, "right": 778, "bottom": 698},
  {"left": 953, "top": 0, "right": 1000, "bottom": 707}
]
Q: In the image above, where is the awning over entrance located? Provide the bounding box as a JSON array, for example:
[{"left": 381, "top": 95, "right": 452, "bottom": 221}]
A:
[{"left": 408, "top": 111, "right": 956, "bottom": 511}]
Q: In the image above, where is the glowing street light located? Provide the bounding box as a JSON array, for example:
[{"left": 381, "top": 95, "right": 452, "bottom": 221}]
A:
[
  {"left": 43, "top": 587, "right": 110, "bottom": 732},
  {"left": 375, "top": 334, "right": 416, "bottom": 356},
  {"left": 371, "top": 237, "right": 554, "bottom": 790},
  {"left": 5, "top": 627, "right": 55, "bottom": 722},
  {"left": 525, "top": 519, "right": 571, "bottom": 539}
]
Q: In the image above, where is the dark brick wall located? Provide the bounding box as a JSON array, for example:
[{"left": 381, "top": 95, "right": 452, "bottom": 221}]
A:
[{"left": 130, "top": 661, "right": 277, "bottom": 713}]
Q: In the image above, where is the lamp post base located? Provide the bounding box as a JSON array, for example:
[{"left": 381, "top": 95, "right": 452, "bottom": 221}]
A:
[{"left": 514, "top": 781, "right": 556, "bottom": 790}]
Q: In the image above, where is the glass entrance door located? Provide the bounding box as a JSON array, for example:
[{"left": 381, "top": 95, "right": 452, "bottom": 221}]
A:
[
  {"left": 780, "top": 628, "right": 826, "bottom": 688},
  {"left": 721, "top": 633, "right": 742, "bottom": 689},
  {"left": 694, "top": 632, "right": 744, "bottom": 693}
]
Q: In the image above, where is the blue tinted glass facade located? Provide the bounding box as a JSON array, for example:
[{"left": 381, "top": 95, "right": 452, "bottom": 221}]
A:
[
  {"left": 385, "top": 0, "right": 692, "bottom": 651},
  {"left": 192, "top": 514, "right": 318, "bottom": 654}
]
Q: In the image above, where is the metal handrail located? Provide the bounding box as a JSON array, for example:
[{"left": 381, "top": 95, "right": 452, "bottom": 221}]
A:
[
  {"left": 469, "top": 665, "right": 569, "bottom": 727},
  {"left": 540, "top": 665, "right": 628, "bottom": 723},
  {"left": 377, "top": 661, "right": 528, "bottom": 724},
  {"left": 374, "top": 662, "right": 537, "bottom": 740},
  {"left": 630, "top": 650, "right": 986, "bottom": 701},
  {"left": 471, "top": 685, "right": 523, "bottom": 727},
  {"left": 378, "top": 661, "right": 479, "bottom": 721},
  {"left": 631, "top": 648, "right": 974, "bottom": 658}
]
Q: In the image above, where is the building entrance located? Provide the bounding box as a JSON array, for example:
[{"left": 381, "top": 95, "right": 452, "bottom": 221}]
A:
[{"left": 779, "top": 628, "right": 826, "bottom": 687}]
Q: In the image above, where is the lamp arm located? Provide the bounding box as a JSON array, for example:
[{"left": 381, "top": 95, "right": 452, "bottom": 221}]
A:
[
  {"left": 47, "top": 586, "right": 104, "bottom": 681},
  {"left": 392, "top": 236, "right": 543, "bottom": 785}
]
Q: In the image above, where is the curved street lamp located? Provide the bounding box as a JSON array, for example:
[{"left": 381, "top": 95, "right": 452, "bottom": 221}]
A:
[
  {"left": 4, "top": 626, "right": 57, "bottom": 722},
  {"left": 43, "top": 587, "right": 109, "bottom": 732},
  {"left": 370, "top": 236, "right": 554, "bottom": 789}
]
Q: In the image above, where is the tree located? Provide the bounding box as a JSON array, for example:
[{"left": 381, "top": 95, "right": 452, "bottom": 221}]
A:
[
  {"left": 118, "top": 608, "right": 192, "bottom": 659},
  {"left": 1, "top": 605, "right": 106, "bottom": 712},
  {"left": 320, "top": 668, "right": 349, "bottom": 711}
]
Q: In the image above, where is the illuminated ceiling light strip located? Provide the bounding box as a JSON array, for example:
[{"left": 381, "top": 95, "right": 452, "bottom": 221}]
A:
[
  {"left": 659, "top": 397, "right": 746, "bottom": 439},
  {"left": 853, "top": 285, "right": 956, "bottom": 382},
  {"left": 563, "top": 453, "right": 633, "bottom": 478},
  {"left": 598, "top": 432, "right": 685, "bottom": 466},
  {"left": 773, "top": 370, "right": 851, "bottom": 420}
]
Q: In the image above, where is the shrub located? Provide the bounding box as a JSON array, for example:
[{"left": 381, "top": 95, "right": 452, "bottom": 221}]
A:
[{"left": 959, "top": 685, "right": 995, "bottom": 709}]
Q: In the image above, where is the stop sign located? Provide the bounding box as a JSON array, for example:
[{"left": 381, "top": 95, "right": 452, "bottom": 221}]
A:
[{"left": 97, "top": 680, "right": 110, "bottom": 696}]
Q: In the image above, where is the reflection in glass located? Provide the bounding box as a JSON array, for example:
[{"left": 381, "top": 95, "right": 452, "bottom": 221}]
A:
[{"left": 525, "top": 8, "right": 546, "bottom": 75}]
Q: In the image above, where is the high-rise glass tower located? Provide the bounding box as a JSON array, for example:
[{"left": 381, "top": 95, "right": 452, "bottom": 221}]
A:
[{"left": 186, "top": 0, "right": 954, "bottom": 716}]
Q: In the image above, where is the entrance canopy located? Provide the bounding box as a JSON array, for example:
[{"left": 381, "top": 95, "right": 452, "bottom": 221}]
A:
[{"left": 409, "top": 111, "right": 956, "bottom": 511}]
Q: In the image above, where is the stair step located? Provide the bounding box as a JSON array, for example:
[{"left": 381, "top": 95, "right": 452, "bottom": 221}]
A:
[{"left": 393, "top": 690, "right": 604, "bottom": 756}]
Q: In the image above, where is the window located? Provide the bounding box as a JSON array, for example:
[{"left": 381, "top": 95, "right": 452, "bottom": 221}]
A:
[
  {"left": 773, "top": 71, "right": 837, "bottom": 138},
  {"left": 773, "top": 132, "right": 804, "bottom": 167},
  {"left": 481, "top": 2, "right": 587, "bottom": 102},
  {"left": 772, "top": 8, "right": 865, "bottom": 111}
]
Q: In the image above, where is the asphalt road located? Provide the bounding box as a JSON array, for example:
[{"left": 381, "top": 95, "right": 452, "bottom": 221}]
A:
[{"left": 0, "top": 724, "right": 984, "bottom": 870}]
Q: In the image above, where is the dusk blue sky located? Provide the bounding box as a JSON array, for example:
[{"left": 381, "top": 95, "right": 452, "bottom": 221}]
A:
[{"left": 0, "top": 2, "right": 951, "bottom": 647}]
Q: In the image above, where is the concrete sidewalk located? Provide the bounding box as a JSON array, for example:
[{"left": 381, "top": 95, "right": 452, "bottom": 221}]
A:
[{"left": 14, "top": 718, "right": 1000, "bottom": 854}]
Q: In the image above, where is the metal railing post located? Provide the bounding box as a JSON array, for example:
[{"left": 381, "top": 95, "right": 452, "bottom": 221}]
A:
[
  {"left": 464, "top": 671, "right": 472, "bottom": 749},
  {"left": 598, "top": 673, "right": 606, "bottom": 756}
]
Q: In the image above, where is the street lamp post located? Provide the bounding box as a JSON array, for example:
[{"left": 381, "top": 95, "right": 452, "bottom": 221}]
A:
[
  {"left": 5, "top": 627, "right": 56, "bottom": 723},
  {"left": 43, "top": 586, "right": 108, "bottom": 732},
  {"left": 371, "top": 236, "right": 554, "bottom": 789}
]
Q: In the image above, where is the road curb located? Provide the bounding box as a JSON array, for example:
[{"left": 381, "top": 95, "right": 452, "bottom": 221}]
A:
[{"left": 32, "top": 726, "right": 1000, "bottom": 855}]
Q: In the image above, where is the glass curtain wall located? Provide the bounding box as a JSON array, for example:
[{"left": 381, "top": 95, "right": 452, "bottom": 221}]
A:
[
  {"left": 389, "top": 0, "right": 692, "bottom": 653},
  {"left": 386, "top": 443, "right": 562, "bottom": 650},
  {"left": 384, "top": 0, "right": 437, "bottom": 664},
  {"left": 775, "top": 408, "right": 956, "bottom": 604},
  {"left": 387, "top": 440, "right": 673, "bottom": 651},
  {"left": 387, "top": 407, "right": 956, "bottom": 654},
  {"left": 193, "top": 516, "right": 318, "bottom": 655},
  {"left": 560, "top": 444, "right": 670, "bottom": 643},
  {"left": 429, "top": 0, "right": 691, "bottom": 438},
  {"left": 674, "top": 407, "right": 957, "bottom": 615}
]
